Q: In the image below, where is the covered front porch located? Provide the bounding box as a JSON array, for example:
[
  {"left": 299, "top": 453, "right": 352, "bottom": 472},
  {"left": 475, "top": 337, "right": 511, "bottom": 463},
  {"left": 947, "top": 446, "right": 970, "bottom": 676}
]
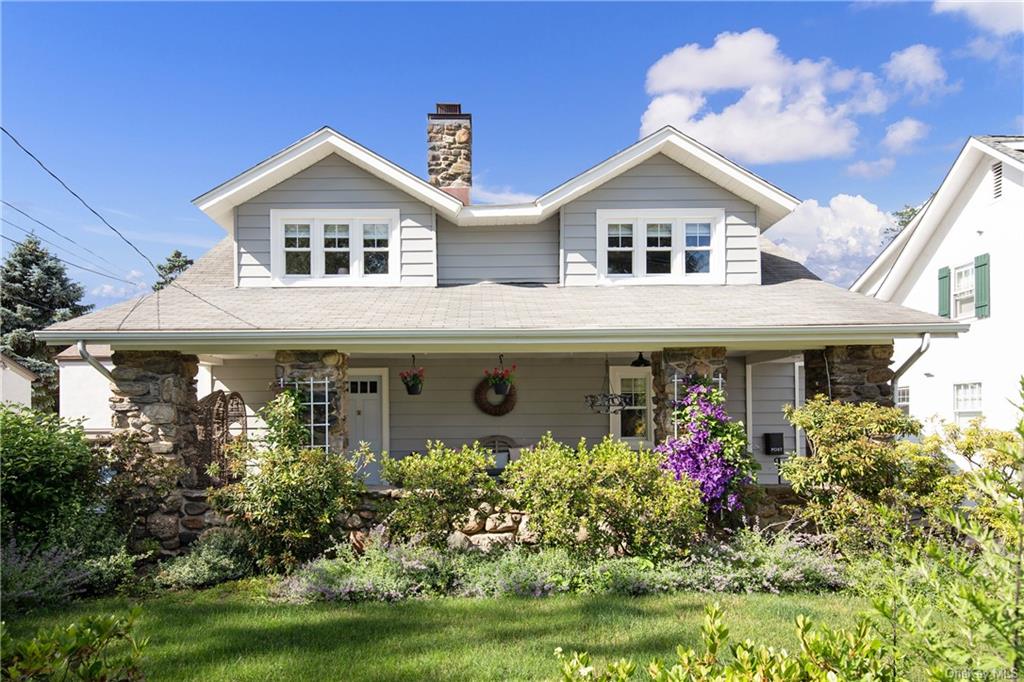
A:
[{"left": 106, "top": 343, "right": 897, "bottom": 487}]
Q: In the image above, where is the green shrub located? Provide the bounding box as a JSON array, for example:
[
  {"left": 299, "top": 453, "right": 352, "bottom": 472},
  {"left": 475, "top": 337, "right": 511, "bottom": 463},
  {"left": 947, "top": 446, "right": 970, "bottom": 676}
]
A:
[
  {"left": 155, "top": 528, "right": 255, "bottom": 590},
  {"left": 1, "top": 542, "right": 90, "bottom": 613},
  {"left": 0, "top": 610, "right": 146, "bottom": 681},
  {"left": 505, "top": 435, "right": 705, "bottom": 559},
  {"left": 554, "top": 602, "right": 896, "bottom": 681},
  {"left": 209, "top": 392, "right": 367, "bottom": 573},
  {"left": 99, "top": 431, "right": 183, "bottom": 536},
  {"left": 0, "top": 405, "right": 98, "bottom": 543},
  {"left": 781, "top": 396, "right": 957, "bottom": 551},
  {"left": 458, "top": 547, "right": 585, "bottom": 597},
  {"left": 381, "top": 441, "right": 497, "bottom": 546}
]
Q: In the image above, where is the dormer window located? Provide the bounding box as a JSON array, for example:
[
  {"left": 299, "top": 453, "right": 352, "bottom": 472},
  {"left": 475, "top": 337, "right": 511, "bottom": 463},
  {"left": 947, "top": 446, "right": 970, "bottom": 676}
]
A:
[
  {"left": 270, "top": 209, "right": 399, "bottom": 286},
  {"left": 596, "top": 209, "right": 726, "bottom": 284}
]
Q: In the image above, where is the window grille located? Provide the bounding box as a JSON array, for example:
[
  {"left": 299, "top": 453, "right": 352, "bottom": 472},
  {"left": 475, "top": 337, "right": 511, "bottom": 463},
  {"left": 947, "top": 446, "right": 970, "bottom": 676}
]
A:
[
  {"left": 895, "top": 385, "right": 910, "bottom": 415},
  {"left": 279, "top": 377, "right": 336, "bottom": 451}
]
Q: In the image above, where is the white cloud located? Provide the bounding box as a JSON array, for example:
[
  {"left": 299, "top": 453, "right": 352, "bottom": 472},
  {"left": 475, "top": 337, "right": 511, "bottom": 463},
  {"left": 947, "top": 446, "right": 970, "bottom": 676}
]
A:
[
  {"left": 846, "top": 158, "right": 896, "bottom": 178},
  {"left": 639, "top": 29, "right": 888, "bottom": 164},
  {"left": 90, "top": 269, "right": 148, "bottom": 299},
  {"left": 933, "top": 1, "right": 1024, "bottom": 36},
  {"left": 882, "top": 117, "right": 929, "bottom": 152},
  {"left": 883, "top": 44, "right": 956, "bottom": 99},
  {"left": 767, "top": 194, "right": 895, "bottom": 285},
  {"left": 472, "top": 183, "right": 535, "bottom": 204}
]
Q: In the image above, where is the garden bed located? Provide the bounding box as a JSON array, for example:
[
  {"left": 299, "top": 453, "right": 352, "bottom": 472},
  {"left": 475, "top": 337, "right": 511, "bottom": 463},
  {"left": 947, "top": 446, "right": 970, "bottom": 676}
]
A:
[{"left": 4, "top": 585, "right": 866, "bottom": 682}]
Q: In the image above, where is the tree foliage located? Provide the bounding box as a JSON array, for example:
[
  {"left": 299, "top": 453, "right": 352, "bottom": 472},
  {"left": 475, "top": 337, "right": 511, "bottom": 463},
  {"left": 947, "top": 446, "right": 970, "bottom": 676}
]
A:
[
  {"left": 1, "top": 235, "right": 92, "bottom": 410},
  {"left": 883, "top": 203, "right": 921, "bottom": 243},
  {"left": 152, "top": 249, "right": 193, "bottom": 291}
]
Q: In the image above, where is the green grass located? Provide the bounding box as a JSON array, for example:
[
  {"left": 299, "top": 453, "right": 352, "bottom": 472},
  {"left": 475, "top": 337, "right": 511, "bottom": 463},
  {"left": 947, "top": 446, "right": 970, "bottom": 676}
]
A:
[{"left": 5, "top": 584, "right": 867, "bottom": 681}]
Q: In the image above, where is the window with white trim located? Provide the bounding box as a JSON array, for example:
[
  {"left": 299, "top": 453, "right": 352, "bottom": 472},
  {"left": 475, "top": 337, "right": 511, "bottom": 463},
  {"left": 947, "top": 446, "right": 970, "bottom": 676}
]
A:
[
  {"left": 270, "top": 209, "right": 399, "bottom": 285},
  {"left": 953, "top": 382, "right": 982, "bottom": 426},
  {"left": 609, "top": 366, "right": 653, "bottom": 448},
  {"left": 597, "top": 209, "right": 725, "bottom": 284},
  {"left": 895, "top": 385, "right": 910, "bottom": 416},
  {"left": 952, "top": 263, "right": 975, "bottom": 319}
]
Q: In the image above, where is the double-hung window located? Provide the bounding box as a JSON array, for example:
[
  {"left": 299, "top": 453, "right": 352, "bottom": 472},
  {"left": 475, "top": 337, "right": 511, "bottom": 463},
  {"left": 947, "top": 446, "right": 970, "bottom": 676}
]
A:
[
  {"left": 609, "top": 366, "right": 653, "bottom": 448},
  {"left": 270, "top": 209, "right": 399, "bottom": 285},
  {"left": 597, "top": 209, "right": 725, "bottom": 284},
  {"left": 952, "top": 263, "right": 975, "bottom": 319},
  {"left": 953, "top": 382, "right": 982, "bottom": 426}
]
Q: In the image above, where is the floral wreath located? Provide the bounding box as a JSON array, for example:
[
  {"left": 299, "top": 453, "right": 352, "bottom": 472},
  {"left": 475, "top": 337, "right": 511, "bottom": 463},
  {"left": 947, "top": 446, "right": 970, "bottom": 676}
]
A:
[{"left": 473, "top": 378, "right": 517, "bottom": 416}]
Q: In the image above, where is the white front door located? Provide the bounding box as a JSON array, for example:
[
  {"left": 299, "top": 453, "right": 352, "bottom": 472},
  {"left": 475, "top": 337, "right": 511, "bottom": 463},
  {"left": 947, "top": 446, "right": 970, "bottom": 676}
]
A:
[{"left": 347, "top": 374, "right": 384, "bottom": 484}]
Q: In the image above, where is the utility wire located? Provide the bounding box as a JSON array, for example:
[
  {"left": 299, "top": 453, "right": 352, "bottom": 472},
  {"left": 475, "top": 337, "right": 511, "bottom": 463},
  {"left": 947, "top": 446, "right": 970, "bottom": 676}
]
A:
[
  {"left": 1, "top": 200, "right": 121, "bottom": 269},
  {"left": 2, "top": 218, "right": 125, "bottom": 280},
  {"left": 1, "top": 234, "right": 139, "bottom": 284},
  {"left": 2, "top": 126, "right": 260, "bottom": 329}
]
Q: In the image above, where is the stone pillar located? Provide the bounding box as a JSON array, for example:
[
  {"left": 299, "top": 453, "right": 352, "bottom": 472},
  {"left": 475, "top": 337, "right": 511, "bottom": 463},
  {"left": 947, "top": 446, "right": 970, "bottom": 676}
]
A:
[
  {"left": 651, "top": 347, "right": 728, "bottom": 442},
  {"left": 109, "top": 350, "right": 200, "bottom": 553},
  {"left": 274, "top": 350, "right": 349, "bottom": 452},
  {"left": 803, "top": 344, "right": 895, "bottom": 406}
]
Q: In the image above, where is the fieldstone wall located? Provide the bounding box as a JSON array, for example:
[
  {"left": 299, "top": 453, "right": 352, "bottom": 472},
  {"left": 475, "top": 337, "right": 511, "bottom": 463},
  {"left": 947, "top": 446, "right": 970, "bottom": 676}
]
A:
[
  {"left": 427, "top": 116, "right": 472, "bottom": 202},
  {"left": 803, "top": 344, "right": 895, "bottom": 407},
  {"left": 109, "top": 350, "right": 215, "bottom": 553},
  {"left": 274, "top": 350, "right": 349, "bottom": 452},
  {"left": 340, "top": 491, "right": 535, "bottom": 553},
  {"left": 652, "top": 347, "right": 728, "bottom": 442}
]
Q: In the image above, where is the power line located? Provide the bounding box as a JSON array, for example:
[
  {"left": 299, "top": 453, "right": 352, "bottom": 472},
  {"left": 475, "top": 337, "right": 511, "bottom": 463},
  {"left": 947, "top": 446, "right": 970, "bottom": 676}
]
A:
[
  {"left": 1, "top": 234, "right": 140, "bottom": 284},
  {"left": 1, "top": 200, "right": 121, "bottom": 269},
  {"left": 2, "top": 126, "right": 260, "bottom": 330},
  {"left": 2, "top": 218, "right": 125, "bottom": 280}
]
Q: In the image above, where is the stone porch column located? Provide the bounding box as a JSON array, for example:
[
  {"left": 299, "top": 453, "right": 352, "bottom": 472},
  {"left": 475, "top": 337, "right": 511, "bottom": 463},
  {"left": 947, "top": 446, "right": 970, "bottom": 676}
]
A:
[
  {"left": 803, "top": 344, "right": 895, "bottom": 407},
  {"left": 651, "top": 347, "right": 728, "bottom": 442},
  {"left": 109, "top": 350, "right": 200, "bottom": 552},
  {"left": 274, "top": 350, "right": 349, "bottom": 452}
]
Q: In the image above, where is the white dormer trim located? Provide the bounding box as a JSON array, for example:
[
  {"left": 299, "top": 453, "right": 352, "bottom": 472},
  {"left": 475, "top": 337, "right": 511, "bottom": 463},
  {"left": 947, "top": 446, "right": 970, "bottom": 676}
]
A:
[{"left": 193, "top": 126, "right": 801, "bottom": 231}]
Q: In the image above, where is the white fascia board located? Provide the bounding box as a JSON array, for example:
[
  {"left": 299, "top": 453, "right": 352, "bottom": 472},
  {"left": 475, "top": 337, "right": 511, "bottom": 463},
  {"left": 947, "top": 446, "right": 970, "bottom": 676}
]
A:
[
  {"left": 39, "top": 322, "right": 967, "bottom": 352},
  {"left": 193, "top": 128, "right": 463, "bottom": 231}
]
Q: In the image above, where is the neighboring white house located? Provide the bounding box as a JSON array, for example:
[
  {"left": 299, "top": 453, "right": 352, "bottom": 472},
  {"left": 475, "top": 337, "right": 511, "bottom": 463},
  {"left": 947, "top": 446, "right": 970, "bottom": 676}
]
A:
[
  {"left": 42, "top": 104, "right": 964, "bottom": 487},
  {"left": 55, "top": 344, "right": 115, "bottom": 433},
  {"left": 1, "top": 353, "right": 37, "bottom": 407},
  {"left": 852, "top": 136, "right": 1024, "bottom": 431}
]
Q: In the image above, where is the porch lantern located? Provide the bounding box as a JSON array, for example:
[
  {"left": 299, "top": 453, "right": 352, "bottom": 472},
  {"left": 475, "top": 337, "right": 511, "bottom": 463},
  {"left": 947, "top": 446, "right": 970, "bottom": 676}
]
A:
[{"left": 630, "top": 352, "right": 651, "bottom": 367}]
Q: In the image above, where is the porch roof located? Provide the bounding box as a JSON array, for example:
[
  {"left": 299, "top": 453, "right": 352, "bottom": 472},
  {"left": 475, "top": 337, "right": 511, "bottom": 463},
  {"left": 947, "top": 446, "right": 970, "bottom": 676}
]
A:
[{"left": 39, "top": 238, "right": 965, "bottom": 351}]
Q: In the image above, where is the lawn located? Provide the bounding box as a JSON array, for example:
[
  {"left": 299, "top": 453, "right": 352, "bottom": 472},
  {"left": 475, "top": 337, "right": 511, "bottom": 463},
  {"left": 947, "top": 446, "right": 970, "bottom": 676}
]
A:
[{"left": 6, "top": 583, "right": 867, "bottom": 681}]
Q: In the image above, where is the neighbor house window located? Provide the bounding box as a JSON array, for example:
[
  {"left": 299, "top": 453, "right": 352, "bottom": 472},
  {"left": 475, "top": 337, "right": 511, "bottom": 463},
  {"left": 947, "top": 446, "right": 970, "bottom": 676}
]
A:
[
  {"left": 684, "top": 223, "right": 712, "bottom": 274},
  {"left": 952, "top": 263, "right": 975, "bottom": 319},
  {"left": 607, "top": 223, "right": 634, "bottom": 275},
  {"left": 283, "top": 223, "right": 312, "bottom": 276},
  {"left": 597, "top": 209, "right": 725, "bottom": 283},
  {"left": 895, "top": 385, "right": 910, "bottom": 415},
  {"left": 645, "top": 223, "right": 672, "bottom": 275},
  {"left": 609, "top": 366, "right": 653, "bottom": 448},
  {"left": 953, "top": 382, "right": 982, "bottom": 426},
  {"left": 270, "top": 209, "right": 399, "bottom": 284}
]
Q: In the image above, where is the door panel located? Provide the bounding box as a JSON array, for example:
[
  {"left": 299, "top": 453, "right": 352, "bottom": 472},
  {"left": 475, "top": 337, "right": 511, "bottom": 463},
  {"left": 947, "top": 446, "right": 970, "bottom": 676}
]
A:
[{"left": 347, "top": 376, "right": 383, "bottom": 484}]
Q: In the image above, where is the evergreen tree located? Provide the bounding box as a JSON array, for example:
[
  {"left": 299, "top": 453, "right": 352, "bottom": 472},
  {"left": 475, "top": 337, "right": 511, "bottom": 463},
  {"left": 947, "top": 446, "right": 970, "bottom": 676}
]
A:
[
  {"left": 152, "top": 250, "right": 193, "bottom": 291},
  {"left": 1, "top": 235, "right": 92, "bottom": 410}
]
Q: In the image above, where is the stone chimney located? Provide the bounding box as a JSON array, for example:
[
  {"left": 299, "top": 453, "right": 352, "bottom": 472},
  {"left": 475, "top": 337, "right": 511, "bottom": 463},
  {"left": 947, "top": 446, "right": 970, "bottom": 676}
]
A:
[{"left": 427, "top": 103, "right": 471, "bottom": 203}]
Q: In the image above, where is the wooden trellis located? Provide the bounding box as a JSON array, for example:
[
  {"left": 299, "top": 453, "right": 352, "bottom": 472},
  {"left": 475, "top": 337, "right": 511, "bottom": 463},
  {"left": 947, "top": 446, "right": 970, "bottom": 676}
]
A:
[{"left": 193, "top": 390, "right": 247, "bottom": 486}]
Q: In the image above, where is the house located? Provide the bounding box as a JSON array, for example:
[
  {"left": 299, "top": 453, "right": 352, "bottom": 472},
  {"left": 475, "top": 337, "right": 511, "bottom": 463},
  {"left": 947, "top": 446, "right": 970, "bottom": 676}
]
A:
[
  {"left": 0, "top": 352, "right": 37, "bottom": 407},
  {"left": 40, "top": 103, "right": 963, "bottom": 536},
  {"left": 851, "top": 136, "right": 1024, "bottom": 431},
  {"left": 55, "top": 344, "right": 116, "bottom": 433}
]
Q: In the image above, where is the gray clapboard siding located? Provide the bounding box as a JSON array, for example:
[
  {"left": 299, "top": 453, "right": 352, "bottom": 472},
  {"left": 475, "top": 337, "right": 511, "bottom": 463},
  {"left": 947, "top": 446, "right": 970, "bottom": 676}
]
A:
[
  {"left": 749, "top": 362, "right": 799, "bottom": 483},
  {"left": 562, "top": 154, "right": 761, "bottom": 286},
  {"left": 210, "top": 359, "right": 278, "bottom": 438},
  {"left": 234, "top": 154, "right": 435, "bottom": 286},
  {"left": 436, "top": 216, "right": 559, "bottom": 284}
]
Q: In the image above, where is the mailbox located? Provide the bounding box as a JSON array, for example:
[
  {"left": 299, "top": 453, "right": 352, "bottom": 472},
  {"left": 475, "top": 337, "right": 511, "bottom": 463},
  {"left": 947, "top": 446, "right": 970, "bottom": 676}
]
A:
[{"left": 763, "top": 432, "right": 785, "bottom": 457}]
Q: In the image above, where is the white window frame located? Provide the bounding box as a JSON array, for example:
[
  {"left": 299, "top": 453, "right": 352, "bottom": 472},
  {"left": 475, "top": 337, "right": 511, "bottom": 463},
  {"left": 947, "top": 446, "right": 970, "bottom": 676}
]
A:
[
  {"left": 895, "top": 385, "right": 910, "bottom": 416},
  {"left": 322, "top": 222, "right": 353, "bottom": 278},
  {"left": 953, "top": 382, "right": 982, "bottom": 425},
  {"left": 596, "top": 208, "right": 726, "bottom": 284},
  {"left": 609, "top": 366, "right": 654, "bottom": 449},
  {"left": 951, "top": 262, "right": 975, "bottom": 320},
  {"left": 270, "top": 209, "right": 400, "bottom": 286}
]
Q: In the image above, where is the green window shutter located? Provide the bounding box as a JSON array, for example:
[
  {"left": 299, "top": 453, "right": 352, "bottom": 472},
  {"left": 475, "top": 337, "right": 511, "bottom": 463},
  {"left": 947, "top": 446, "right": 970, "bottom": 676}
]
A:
[
  {"left": 974, "top": 253, "right": 990, "bottom": 318},
  {"left": 938, "top": 266, "right": 950, "bottom": 318}
]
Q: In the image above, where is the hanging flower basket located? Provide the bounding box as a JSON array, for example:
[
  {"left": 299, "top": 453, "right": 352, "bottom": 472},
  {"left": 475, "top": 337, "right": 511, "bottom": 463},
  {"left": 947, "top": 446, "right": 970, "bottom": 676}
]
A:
[
  {"left": 400, "top": 367, "right": 425, "bottom": 395},
  {"left": 484, "top": 364, "right": 516, "bottom": 395}
]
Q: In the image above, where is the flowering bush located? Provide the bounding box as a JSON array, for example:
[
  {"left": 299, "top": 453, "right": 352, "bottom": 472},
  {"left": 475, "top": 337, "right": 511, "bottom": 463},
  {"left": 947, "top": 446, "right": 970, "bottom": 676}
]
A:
[
  {"left": 655, "top": 376, "right": 754, "bottom": 515},
  {"left": 483, "top": 363, "right": 516, "bottom": 386}
]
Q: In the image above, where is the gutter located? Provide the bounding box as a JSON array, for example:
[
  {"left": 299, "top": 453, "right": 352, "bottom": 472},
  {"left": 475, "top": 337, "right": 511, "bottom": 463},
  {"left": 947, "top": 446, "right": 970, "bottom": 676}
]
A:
[
  {"left": 76, "top": 340, "right": 115, "bottom": 382},
  {"left": 892, "top": 332, "right": 931, "bottom": 387}
]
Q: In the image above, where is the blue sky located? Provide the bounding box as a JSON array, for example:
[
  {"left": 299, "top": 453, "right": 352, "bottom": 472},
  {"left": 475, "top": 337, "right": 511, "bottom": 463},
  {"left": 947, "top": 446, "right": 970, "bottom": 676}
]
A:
[{"left": 3, "top": 1, "right": 1022, "bottom": 304}]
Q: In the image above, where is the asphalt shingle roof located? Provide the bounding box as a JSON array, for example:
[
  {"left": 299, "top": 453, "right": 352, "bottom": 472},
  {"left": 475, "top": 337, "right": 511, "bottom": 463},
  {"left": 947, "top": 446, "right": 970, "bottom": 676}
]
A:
[
  {"left": 976, "top": 135, "right": 1024, "bottom": 166},
  {"left": 43, "top": 237, "right": 956, "bottom": 335}
]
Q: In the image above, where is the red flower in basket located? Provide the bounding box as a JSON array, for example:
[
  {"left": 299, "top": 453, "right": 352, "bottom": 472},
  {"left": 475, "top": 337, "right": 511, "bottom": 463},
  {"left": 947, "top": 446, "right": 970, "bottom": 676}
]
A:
[
  {"left": 400, "top": 367, "right": 425, "bottom": 395},
  {"left": 484, "top": 364, "right": 517, "bottom": 395}
]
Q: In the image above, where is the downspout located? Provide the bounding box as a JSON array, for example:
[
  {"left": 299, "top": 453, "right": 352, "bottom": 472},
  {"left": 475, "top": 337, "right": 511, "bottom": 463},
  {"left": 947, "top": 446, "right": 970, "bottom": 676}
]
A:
[
  {"left": 76, "top": 340, "right": 115, "bottom": 382},
  {"left": 892, "top": 333, "right": 931, "bottom": 389}
]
